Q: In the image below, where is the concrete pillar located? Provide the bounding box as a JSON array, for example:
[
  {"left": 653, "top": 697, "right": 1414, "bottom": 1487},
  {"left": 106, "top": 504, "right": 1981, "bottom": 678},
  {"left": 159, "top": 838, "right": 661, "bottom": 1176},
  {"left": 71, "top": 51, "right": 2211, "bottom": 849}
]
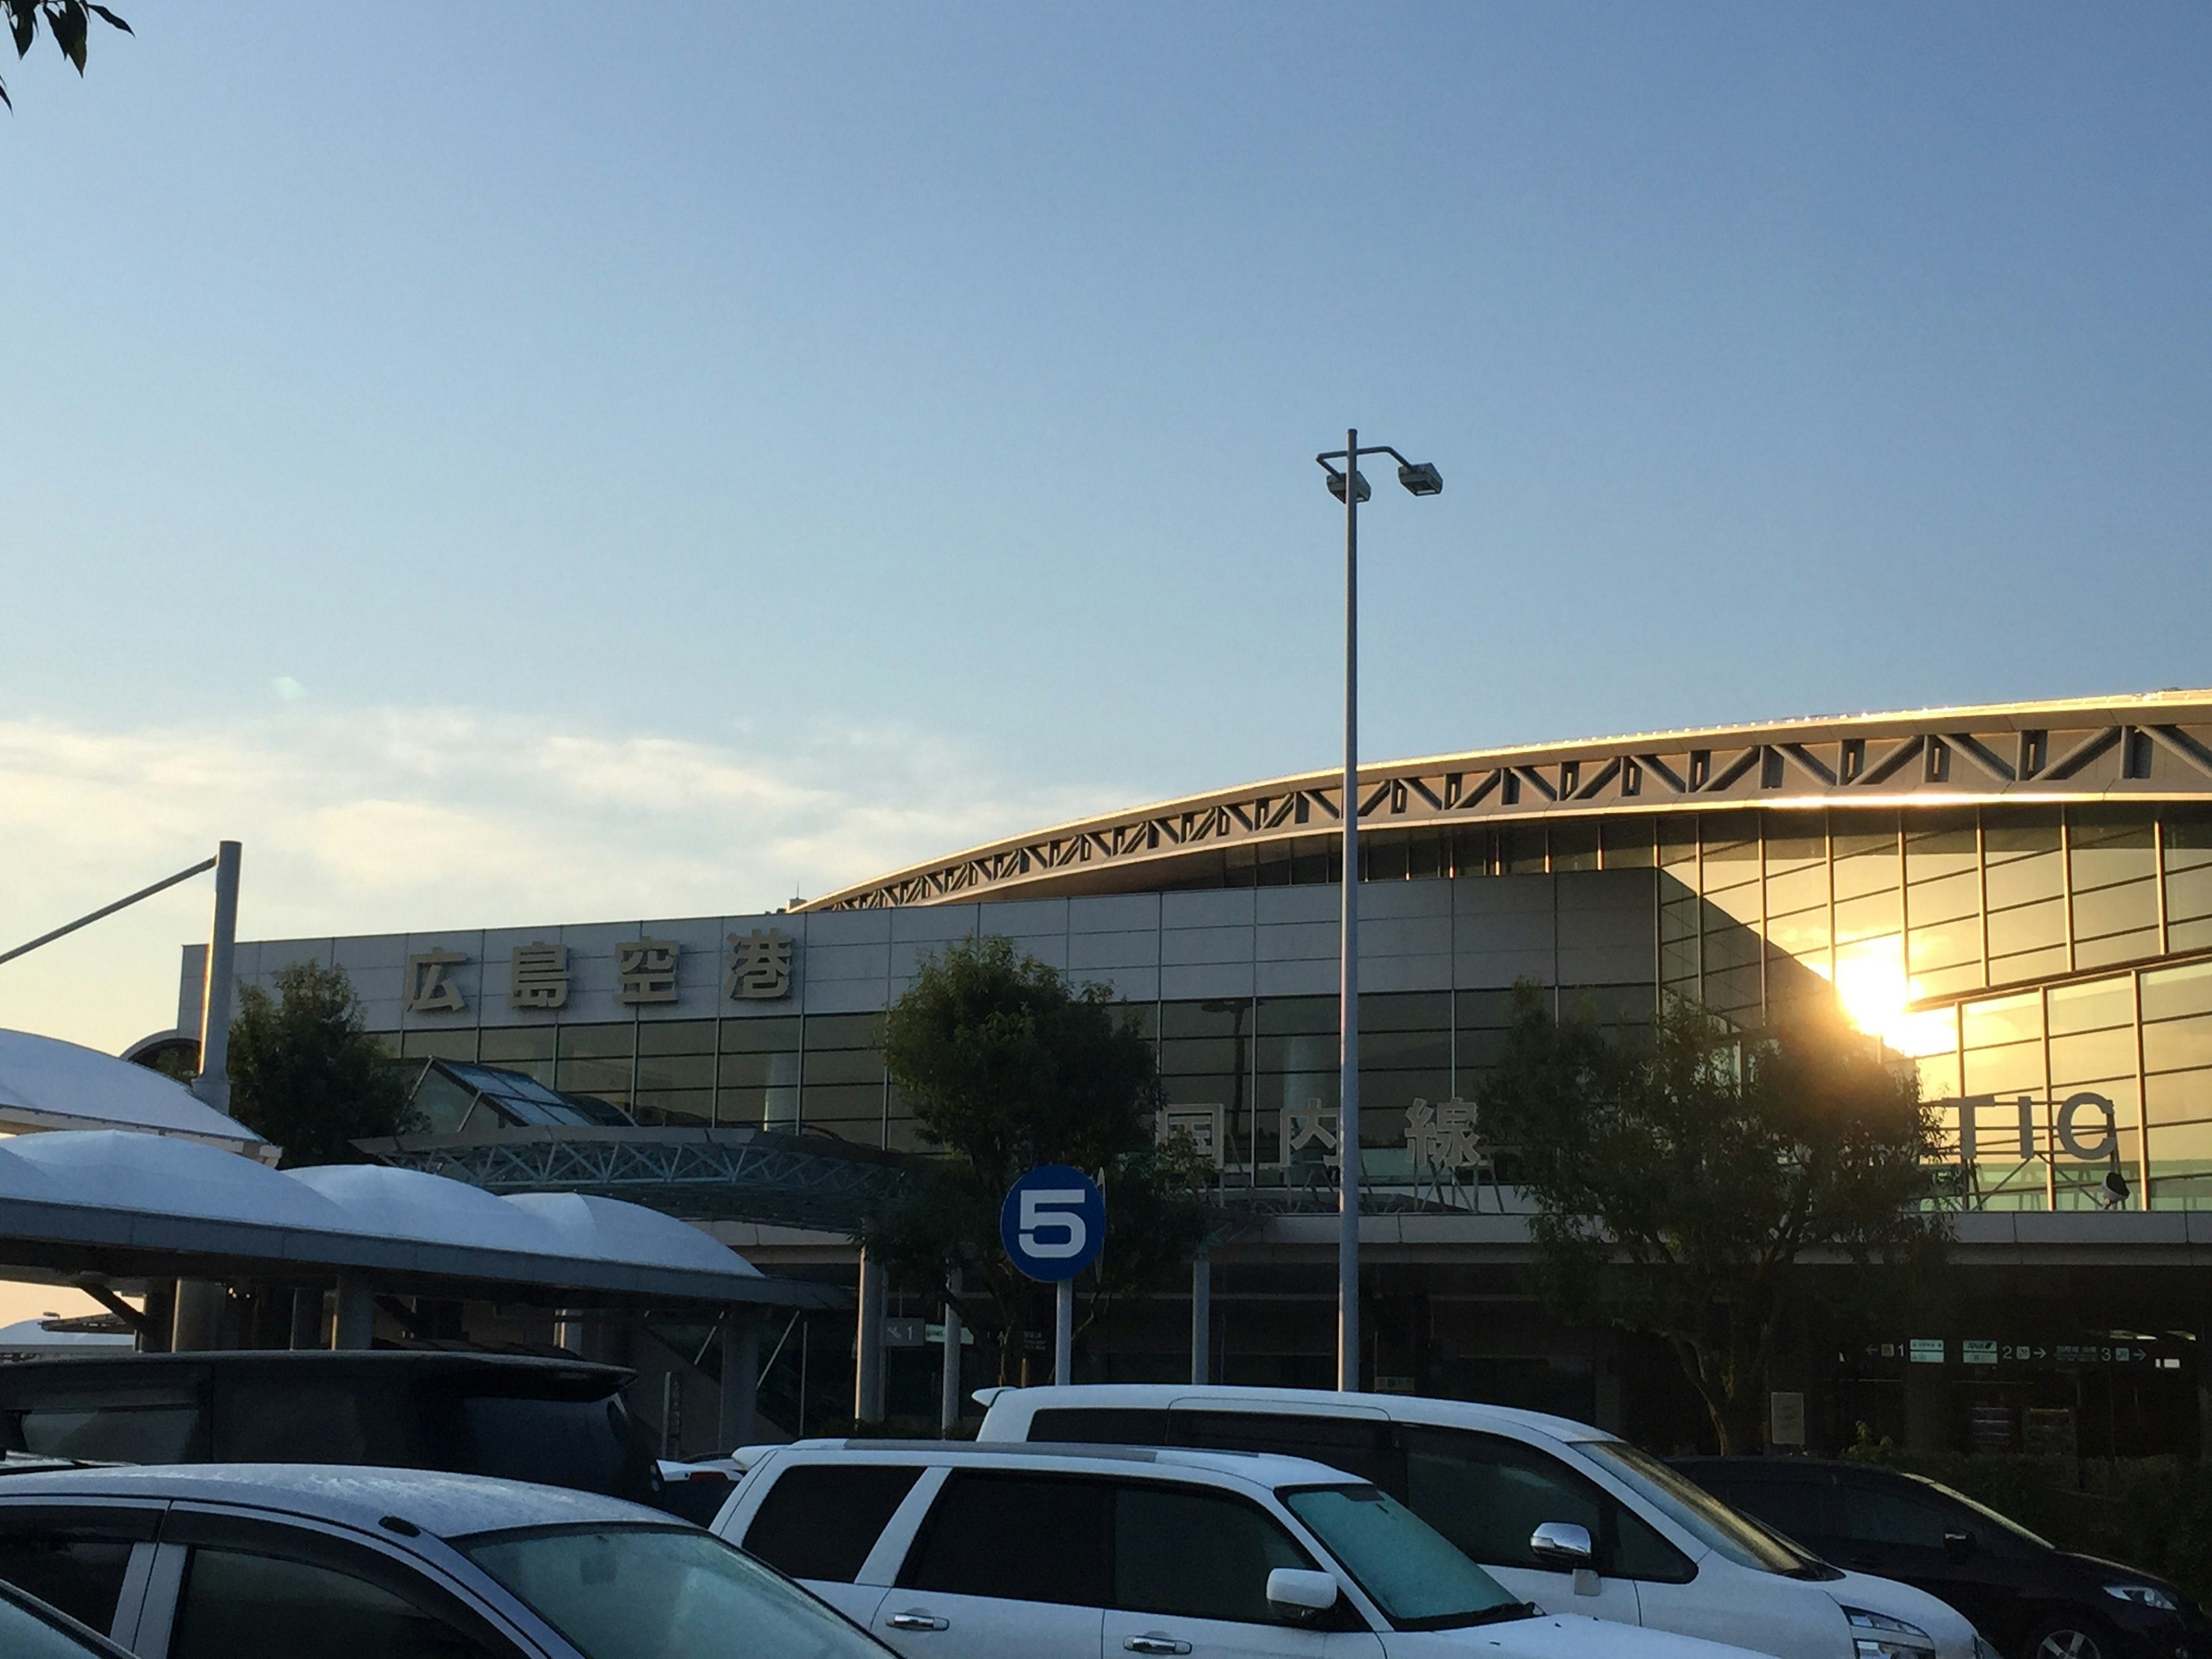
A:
[
  {"left": 719, "top": 1315, "right": 760, "bottom": 1452},
  {"left": 289, "top": 1286, "right": 323, "bottom": 1350},
  {"left": 190, "top": 840, "right": 241, "bottom": 1115},
  {"left": 854, "top": 1249, "right": 886, "bottom": 1423},
  {"left": 332, "top": 1274, "right": 376, "bottom": 1350},
  {"left": 940, "top": 1277, "right": 964, "bottom": 1438},
  {"left": 171, "top": 1281, "right": 225, "bottom": 1352},
  {"left": 1190, "top": 1252, "right": 1211, "bottom": 1387},
  {"left": 138, "top": 1285, "right": 174, "bottom": 1354}
]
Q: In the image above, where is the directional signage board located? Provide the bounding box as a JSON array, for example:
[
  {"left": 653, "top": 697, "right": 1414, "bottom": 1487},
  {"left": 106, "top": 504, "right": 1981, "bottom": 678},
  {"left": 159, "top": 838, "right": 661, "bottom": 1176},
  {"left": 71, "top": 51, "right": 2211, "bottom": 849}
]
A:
[{"left": 1001, "top": 1165, "right": 1105, "bottom": 1283}]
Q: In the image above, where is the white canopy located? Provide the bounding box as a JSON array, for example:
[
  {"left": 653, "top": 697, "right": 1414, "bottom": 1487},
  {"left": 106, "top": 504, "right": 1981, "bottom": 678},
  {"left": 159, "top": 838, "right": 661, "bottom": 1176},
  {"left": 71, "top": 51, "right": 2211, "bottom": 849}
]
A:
[{"left": 0, "top": 1030, "right": 271, "bottom": 1158}]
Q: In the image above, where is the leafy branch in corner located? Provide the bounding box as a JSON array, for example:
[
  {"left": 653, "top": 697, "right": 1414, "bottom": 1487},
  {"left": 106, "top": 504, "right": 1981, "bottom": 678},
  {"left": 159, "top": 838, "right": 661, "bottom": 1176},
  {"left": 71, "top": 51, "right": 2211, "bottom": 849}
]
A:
[{"left": 3, "top": 1, "right": 132, "bottom": 112}]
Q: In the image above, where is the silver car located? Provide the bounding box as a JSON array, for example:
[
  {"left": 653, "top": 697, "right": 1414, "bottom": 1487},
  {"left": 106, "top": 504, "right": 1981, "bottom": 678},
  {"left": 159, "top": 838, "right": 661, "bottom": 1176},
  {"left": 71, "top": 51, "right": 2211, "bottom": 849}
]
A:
[{"left": 0, "top": 1463, "right": 894, "bottom": 1659}]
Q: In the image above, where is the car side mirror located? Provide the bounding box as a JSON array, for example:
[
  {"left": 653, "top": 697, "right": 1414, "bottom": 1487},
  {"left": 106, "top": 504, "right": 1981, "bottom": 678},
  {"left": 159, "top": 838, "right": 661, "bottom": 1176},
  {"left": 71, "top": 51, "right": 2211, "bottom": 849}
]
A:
[
  {"left": 1529, "top": 1521, "right": 1594, "bottom": 1571},
  {"left": 1266, "top": 1568, "right": 1340, "bottom": 1623},
  {"left": 1942, "top": 1528, "right": 1976, "bottom": 1563}
]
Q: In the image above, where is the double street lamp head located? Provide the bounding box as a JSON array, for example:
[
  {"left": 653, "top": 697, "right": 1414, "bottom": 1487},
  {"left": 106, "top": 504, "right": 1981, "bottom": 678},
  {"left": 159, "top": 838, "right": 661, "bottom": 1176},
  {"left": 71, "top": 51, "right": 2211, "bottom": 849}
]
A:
[
  {"left": 1324, "top": 468, "right": 1372, "bottom": 504},
  {"left": 1396, "top": 460, "right": 1444, "bottom": 497}
]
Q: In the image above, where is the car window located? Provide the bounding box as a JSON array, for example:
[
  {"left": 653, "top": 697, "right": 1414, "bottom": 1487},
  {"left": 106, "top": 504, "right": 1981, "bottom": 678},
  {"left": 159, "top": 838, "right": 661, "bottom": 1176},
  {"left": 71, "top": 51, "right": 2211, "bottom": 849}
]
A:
[
  {"left": 0, "top": 1588, "right": 117, "bottom": 1659},
  {"left": 897, "top": 1471, "right": 1111, "bottom": 1607},
  {"left": 1112, "top": 1481, "right": 1312, "bottom": 1623},
  {"left": 1168, "top": 1410, "right": 1403, "bottom": 1491},
  {"left": 1840, "top": 1485, "right": 1953, "bottom": 1551},
  {"left": 0, "top": 1537, "right": 136, "bottom": 1638},
  {"left": 742, "top": 1463, "right": 923, "bottom": 1581},
  {"left": 168, "top": 1548, "right": 499, "bottom": 1659},
  {"left": 1029, "top": 1408, "right": 1170, "bottom": 1446},
  {"left": 8, "top": 1395, "right": 206, "bottom": 1464},
  {"left": 1399, "top": 1426, "right": 1692, "bottom": 1584},
  {"left": 1281, "top": 1484, "right": 1527, "bottom": 1632},
  {"left": 1713, "top": 1477, "right": 1839, "bottom": 1547},
  {"left": 464, "top": 1523, "right": 888, "bottom": 1659}
]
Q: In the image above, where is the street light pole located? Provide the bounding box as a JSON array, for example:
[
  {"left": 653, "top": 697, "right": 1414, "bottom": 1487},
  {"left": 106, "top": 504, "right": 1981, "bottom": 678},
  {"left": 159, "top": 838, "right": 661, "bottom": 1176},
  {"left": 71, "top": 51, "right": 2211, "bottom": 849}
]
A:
[
  {"left": 1315, "top": 434, "right": 1442, "bottom": 1394},
  {"left": 1338, "top": 427, "right": 1362, "bottom": 1394}
]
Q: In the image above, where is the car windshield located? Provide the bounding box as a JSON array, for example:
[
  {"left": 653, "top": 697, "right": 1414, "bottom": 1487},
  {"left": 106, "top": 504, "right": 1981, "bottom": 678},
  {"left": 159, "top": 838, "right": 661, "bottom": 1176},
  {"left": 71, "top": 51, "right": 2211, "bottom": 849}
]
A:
[
  {"left": 1575, "top": 1442, "right": 1832, "bottom": 1578},
  {"left": 1900, "top": 1473, "right": 2051, "bottom": 1550},
  {"left": 1281, "top": 1484, "right": 1533, "bottom": 1631},
  {"left": 460, "top": 1523, "right": 889, "bottom": 1659}
]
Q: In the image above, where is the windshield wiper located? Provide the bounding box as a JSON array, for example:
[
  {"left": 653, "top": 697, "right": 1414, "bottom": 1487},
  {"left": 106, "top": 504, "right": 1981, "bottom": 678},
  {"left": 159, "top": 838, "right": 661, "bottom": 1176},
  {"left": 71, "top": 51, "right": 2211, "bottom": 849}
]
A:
[{"left": 1450, "top": 1601, "right": 1541, "bottom": 1627}]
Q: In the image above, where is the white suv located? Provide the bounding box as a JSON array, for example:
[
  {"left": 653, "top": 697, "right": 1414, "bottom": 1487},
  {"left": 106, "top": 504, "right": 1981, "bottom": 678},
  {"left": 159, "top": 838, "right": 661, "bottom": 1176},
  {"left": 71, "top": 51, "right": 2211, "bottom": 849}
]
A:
[
  {"left": 716, "top": 1440, "right": 1770, "bottom": 1659},
  {"left": 976, "top": 1386, "right": 1993, "bottom": 1659}
]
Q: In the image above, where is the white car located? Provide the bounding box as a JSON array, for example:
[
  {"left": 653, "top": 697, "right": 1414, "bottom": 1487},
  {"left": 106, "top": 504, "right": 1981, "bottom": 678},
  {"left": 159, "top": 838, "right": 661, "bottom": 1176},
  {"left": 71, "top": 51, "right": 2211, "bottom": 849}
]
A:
[
  {"left": 716, "top": 1438, "right": 1778, "bottom": 1659},
  {"left": 975, "top": 1385, "right": 1995, "bottom": 1659}
]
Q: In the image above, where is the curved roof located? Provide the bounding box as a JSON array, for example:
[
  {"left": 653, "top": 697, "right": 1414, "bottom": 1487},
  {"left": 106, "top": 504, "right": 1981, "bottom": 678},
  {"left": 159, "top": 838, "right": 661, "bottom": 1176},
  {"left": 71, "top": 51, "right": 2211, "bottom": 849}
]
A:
[
  {"left": 804, "top": 690, "right": 2212, "bottom": 910},
  {"left": 0, "top": 1130, "right": 829, "bottom": 1308},
  {"left": 0, "top": 1029, "right": 270, "bottom": 1156}
]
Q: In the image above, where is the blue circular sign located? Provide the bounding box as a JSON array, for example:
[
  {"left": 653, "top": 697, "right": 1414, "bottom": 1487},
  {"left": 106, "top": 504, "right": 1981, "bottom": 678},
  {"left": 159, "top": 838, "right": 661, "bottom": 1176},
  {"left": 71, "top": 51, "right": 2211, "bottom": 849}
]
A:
[{"left": 999, "top": 1164, "right": 1105, "bottom": 1283}]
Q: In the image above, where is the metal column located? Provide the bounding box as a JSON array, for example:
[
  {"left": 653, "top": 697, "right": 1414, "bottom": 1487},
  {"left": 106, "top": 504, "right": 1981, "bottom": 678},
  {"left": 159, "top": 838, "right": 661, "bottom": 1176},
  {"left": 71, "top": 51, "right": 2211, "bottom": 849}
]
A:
[
  {"left": 1054, "top": 1278, "right": 1074, "bottom": 1386},
  {"left": 331, "top": 1274, "right": 376, "bottom": 1350},
  {"left": 939, "top": 1278, "right": 964, "bottom": 1438},
  {"left": 191, "top": 840, "right": 241, "bottom": 1114},
  {"left": 720, "top": 1315, "right": 760, "bottom": 1452},
  {"left": 171, "top": 1281, "right": 225, "bottom": 1351},
  {"left": 288, "top": 1286, "right": 323, "bottom": 1350},
  {"left": 854, "top": 1249, "right": 886, "bottom": 1423},
  {"left": 1338, "top": 426, "right": 1362, "bottom": 1393},
  {"left": 1190, "top": 1251, "right": 1211, "bottom": 1386}
]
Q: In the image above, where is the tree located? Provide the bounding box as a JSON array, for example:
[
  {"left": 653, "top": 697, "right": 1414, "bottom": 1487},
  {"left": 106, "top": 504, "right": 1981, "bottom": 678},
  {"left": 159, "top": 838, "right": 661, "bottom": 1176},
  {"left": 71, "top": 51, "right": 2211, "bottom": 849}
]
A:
[
  {"left": 861, "top": 934, "right": 1210, "bottom": 1387},
  {"left": 1477, "top": 982, "right": 1945, "bottom": 1452},
  {"left": 3, "top": 2, "right": 131, "bottom": 111},
  {"left": 227, "top": 960, "right": 424, "bottom": 1168}
]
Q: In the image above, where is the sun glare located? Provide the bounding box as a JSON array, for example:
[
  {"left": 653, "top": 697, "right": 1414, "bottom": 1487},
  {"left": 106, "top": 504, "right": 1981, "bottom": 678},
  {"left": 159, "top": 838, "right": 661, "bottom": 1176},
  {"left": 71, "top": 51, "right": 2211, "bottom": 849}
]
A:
[{"left": 1829, "top": 949, "right": 1955, "bottom": 1059}]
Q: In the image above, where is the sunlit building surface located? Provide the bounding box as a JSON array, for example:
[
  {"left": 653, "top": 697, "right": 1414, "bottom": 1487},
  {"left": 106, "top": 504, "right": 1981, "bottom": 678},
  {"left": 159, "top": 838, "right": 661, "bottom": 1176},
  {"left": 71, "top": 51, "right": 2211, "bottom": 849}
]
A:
[{"left": 187, "top": 692, "right": 2212, "bottom": 1453}]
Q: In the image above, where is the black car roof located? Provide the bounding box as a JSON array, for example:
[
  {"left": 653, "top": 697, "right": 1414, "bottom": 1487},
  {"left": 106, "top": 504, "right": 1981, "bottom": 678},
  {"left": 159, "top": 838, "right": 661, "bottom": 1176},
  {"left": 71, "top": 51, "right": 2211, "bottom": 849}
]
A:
[{"left": 0, "top": 1350, "right": 632, "bottom": 1402}]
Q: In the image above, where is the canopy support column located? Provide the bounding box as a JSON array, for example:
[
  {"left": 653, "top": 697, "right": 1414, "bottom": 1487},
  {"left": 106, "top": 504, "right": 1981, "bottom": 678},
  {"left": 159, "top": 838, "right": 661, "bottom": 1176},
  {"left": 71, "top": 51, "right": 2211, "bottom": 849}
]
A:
[
  {"left": 719, "top": 1313, "right": 760, "bottom": 1451},
  {"left": 332, "top": 1274, "right": 376, "bottom": 1350}
]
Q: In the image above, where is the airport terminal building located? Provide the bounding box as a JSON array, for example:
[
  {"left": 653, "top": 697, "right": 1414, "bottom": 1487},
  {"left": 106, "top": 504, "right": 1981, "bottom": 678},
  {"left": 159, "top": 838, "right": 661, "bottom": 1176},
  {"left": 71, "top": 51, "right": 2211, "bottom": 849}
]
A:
[{"left": 180, "top": 691, "right": 2212, "bottom": 1455}]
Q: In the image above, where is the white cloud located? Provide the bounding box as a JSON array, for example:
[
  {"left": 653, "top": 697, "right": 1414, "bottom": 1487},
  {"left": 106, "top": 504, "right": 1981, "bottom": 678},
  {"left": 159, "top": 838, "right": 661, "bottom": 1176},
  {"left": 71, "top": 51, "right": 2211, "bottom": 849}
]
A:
[{"left": 0, "top": 707, "right": 1116, "bottom": 1055}]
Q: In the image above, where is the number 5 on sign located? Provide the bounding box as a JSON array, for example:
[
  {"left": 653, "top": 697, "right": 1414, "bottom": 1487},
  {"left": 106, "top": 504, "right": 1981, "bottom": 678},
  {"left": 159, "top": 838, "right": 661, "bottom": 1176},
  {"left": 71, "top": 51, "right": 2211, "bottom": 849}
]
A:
[{"left": 1001, "top": 1165, "right": 1105, "bottom": 1282}]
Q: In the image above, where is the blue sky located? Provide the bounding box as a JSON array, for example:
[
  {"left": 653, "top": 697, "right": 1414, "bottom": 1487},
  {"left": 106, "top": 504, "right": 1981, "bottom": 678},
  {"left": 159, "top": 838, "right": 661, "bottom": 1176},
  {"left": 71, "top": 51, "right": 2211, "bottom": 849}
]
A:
[{"left": 3, "top": 3, "right": 2210, "bottom": 1050}]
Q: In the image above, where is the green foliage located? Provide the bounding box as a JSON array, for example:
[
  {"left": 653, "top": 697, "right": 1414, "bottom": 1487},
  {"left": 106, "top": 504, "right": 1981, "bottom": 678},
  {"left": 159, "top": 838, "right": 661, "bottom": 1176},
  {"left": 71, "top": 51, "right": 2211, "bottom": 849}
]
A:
[
  {"left": 863, "top": 934, "right": 1208, "bottom": 1384},
  {"left": 3, "top": 1, "right": 131, "bottom": 111},
  {"left": 227, "top": 960, "right": 423, "bottom": 1168},
  {"left": 1848, "top": 1435, "right": 2212, "bottom": 1606},
  {"left": 1479, "top": 982, "right": 1946, "bottom": 1452}
]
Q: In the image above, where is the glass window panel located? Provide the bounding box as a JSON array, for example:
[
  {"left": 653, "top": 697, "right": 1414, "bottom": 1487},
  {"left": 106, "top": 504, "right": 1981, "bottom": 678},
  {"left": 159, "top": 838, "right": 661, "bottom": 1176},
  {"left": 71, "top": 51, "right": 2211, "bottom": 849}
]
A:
[
  {"left": 1764, "top": 863, "right": 1828, "bottom": 918},
  {"left": 1831, "top": 825, "right": 1900, "bottom": 901},
  {"left": 1905, "top": 819, "right": 1978, "bottom": 885},
  {"left": 401, "top": 1030, "right": 478, "bottom": 1062},
  {"left": 2166, "top": 865, "right": 2212, "bottom": 926},
  {"left": 1454, "top": 990, "right": 1518, "bottom": 1031},
  {"left": 632, "top": 1090, "right": 712, "bottom": 1127},
  {"left": 1764, "top": 816, "right": 1827, "bottom": 868},
  {"left": 2047, "top": 1028, "right": 2136, "bottom": 1085},
  {"left": 719, "top": 1050, "right": 802, "bottom": 1089},
  {"left": 2166, "top": 806, "right": 2212, "bottom": 857},
  {"left": 2152, "top": 1120, "right": 2212, "bottom": 1158},
  {"left": 1361, "top": 1029, "right": 1450, "bottom": 1069},
  {"left": 2145, "top": 1014, "right": 2212, "bottom": 1075},
  {"left": 2143, "top": 961, "right": 2212, "bottom": 1022},
  {"left": 1908, "top": 916, "right": 1980, "bottom": 975},
  {"left": 1115, "top": 1002, "right": 1159, "bottom": 1041},
  {"left": 1765, "top": 906, "right": 1830, "bottom": 957},
  {"left": 2073, "top": 878, "right": 2158, "bottom": 942},
  {"left": 1906, "top": 869, "right": 1980, "bottom": 926},
  {"left": 1964, "top": 1039, "right": 2046, "bottom": 1096},
  {"left": 1705, "top": 968, "right": 1762, "bottom": 1017},
  {"left": 1257, "top": 1032, "right": 1342, "bottom": 1079},
  {"left": 1989, "top": 944, "right": 2071, "bottom": 985},
  {"left": 1157, "top": 1037, "right": 1243, "bottom": 1075},
  {"left": 479, "top": 1027, "right": 556, "bottom": 1063},
  {"left": 1986, "top": 897, "right": 2066, "bottom": 960},
  {"left": 1161, "top": 1001, "right": 1244, "bottom": 1039},
  {"left": 1499, "top": 827, "right": 1546, "bottom": 875},
  {"left": 1257, "top": 997, "right": 1338, "bottom": 1036},
  {"left": 1601, "top": 817, "right": 1656, "bottom": 868},
  {"left": 1701, "top": 836, "right": 1759, "bottom": 895},
  {"left": 1550, "top": 824, "right": 1599, "bottom": 872},
  {"left": 2070, "top": 806, "right": 2156, "bottom": 883},
  {"left": 638, "top": 1020, "right": 716, "bottom": 1056},
  {"left": 2047, "top": 976, "right": 2135, "bottom": 1035},
  {"left": 804, "top": 1014, "right": 879, "bottom": 1050},
  {"left": 1362, "top": 991, "right": 1451, "bottom": 1032},
  {"left": 557, "top": 1023, "right": 635, "bottom": 1059},
  {"left": 803, "top": 1050, "right": 884, "bottom": 1086},
  {"left": 1963, "top": 994, "right": 2042, "bottom": 1048},
  {"left": 635, "top": 1054, "right": 715, "bottom": 1090},
  {"left": 2169, "top": 916, "right": 2212, "bottom": 953},
  {"left": 1703, "top": 921, "right": 1761, "bottom": 974},
  {"left": 555, "top": 1056, "right": 631, "bottom": 1094},
  {"left": 1912, "top": 961, "right": 1984, "bottom": 998},
  {"left": 1914, "top": 1048, "right": 1962, "bottom": 1103},
  {"left": 2146, "top": 1068, "right": 2212, "bottom": 1126},
  {"left": 717, "top": 1086, "right": 795, "bottom": 1131},
  {"left": 1834, "top": 889, "right": 1902, "bottom": 946},
  {"left": 2075, "top": 925, "right": 2161, "bottom": 972},
  {"left": 1658, "top": 820, "right": 1698, "bottom": 866},
  {"left": 802, "top": 1084, "right": 884, "bottom": 1130},
  {"left": 721, "top": 1016, "right": 802, "bottom": 1053}
]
